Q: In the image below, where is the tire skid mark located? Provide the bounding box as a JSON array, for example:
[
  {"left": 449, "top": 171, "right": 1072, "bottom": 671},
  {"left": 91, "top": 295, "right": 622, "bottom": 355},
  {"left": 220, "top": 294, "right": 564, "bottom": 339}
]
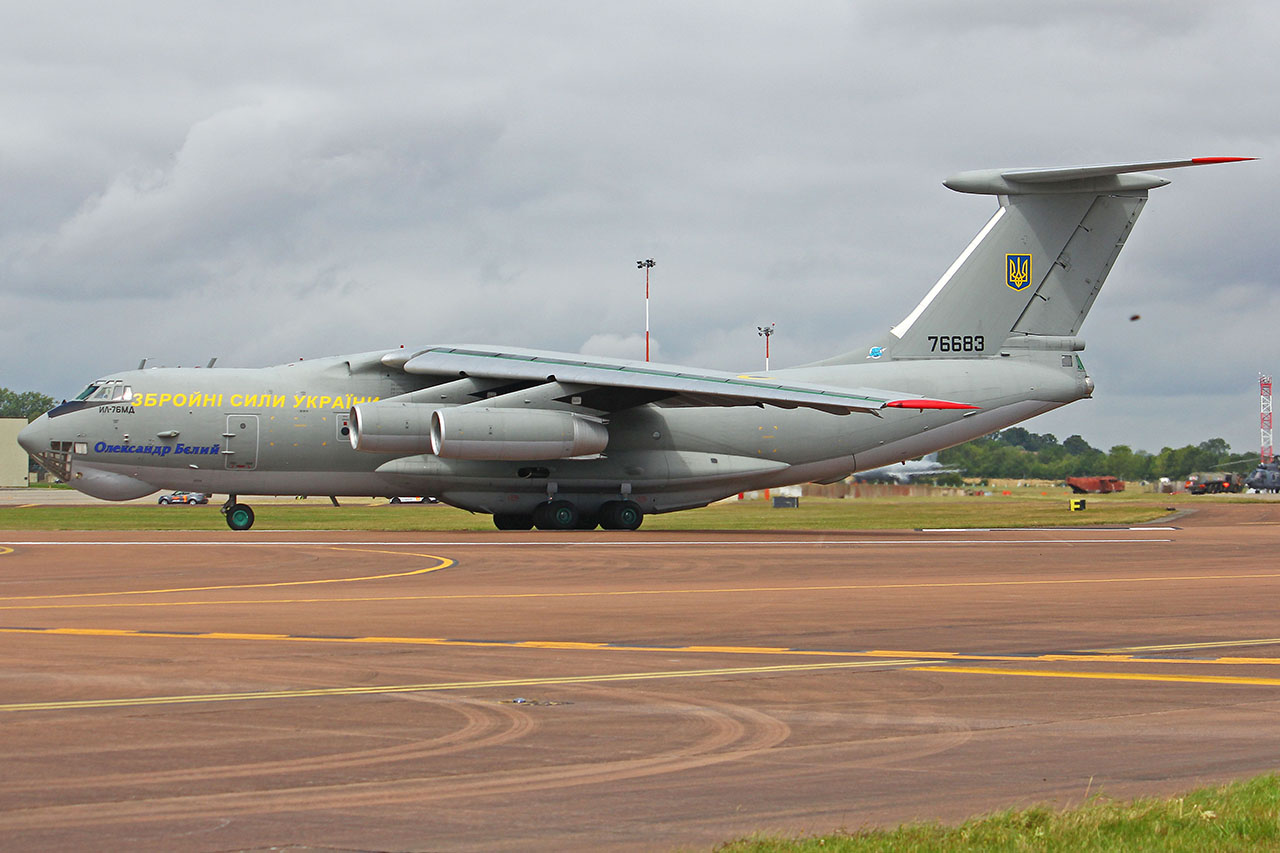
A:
[
  {"left": 0, "top": 688, "right": 790, "bottom": 830},
  {"left": 0, "top": 695, "right": 533, "bottom": 797}
]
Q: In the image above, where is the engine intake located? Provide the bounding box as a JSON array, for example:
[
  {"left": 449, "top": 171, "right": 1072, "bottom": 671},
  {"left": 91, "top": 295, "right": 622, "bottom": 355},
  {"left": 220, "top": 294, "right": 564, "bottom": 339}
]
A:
[
  {"left": 349, "top": 402, "right": 437, "bottom": 453},
  {"left": 431, "top": 407, "right": 608, "bottom": 460}
]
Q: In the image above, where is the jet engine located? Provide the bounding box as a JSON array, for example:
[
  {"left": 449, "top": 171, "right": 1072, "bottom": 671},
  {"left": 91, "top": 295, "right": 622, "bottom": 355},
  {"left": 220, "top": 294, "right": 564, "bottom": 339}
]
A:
[
  {"left": 431, "top": 407, "right": 608, "bottom": 460},
  {"left": 349, "top": 402, "right": 438, "bottom": 453}
]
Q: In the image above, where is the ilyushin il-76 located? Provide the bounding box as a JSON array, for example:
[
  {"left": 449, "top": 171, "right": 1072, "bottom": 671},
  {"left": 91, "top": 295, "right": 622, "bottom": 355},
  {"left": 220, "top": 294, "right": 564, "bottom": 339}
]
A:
[{"left": 19, "top": 157, "right": 1251, "bottom": 530}]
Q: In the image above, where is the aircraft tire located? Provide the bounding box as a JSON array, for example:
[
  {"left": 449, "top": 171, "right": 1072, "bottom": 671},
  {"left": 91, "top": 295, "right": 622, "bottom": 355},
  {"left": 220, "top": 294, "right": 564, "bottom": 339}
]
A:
[
  {"left": 493, "top": 513, "right": 534, "bottom": 530},
  {"left": 226, "top": 503, "right": 255, "bottom": 531},
  {"left": 533, "top": 499, "right": 578, "bottom": 531},
  {"left": 574, "top": 513, "right": 599, "bottom": 530},
  {"left": 599, "top": 500, "right": 643, "bottom": 531}
]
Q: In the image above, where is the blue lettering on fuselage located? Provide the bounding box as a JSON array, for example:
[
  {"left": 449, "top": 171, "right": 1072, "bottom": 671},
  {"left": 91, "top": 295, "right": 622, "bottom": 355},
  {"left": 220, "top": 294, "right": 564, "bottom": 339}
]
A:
[{"left": 93, "top": 442, "right": 220, "bottom": 458}]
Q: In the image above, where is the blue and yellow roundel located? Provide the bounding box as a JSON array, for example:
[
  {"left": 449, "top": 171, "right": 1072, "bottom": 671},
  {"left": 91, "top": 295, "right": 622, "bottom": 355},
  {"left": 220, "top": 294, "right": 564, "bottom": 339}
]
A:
[{"left": 1006, "top": 254, "right": 1032, "bottom": 291}]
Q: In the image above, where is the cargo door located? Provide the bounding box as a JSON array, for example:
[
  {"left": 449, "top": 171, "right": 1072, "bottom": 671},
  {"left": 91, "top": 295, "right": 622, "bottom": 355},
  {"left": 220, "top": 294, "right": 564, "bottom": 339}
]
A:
[{"left": 224, "top": 414, "right": 260, "bottom": 470}]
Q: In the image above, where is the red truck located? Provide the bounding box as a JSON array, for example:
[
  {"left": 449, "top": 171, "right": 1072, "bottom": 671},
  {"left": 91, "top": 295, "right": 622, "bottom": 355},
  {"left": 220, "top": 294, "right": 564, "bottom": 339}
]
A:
[{"left": 1066, "top": 476, "right": 1125, "bottom": 494}]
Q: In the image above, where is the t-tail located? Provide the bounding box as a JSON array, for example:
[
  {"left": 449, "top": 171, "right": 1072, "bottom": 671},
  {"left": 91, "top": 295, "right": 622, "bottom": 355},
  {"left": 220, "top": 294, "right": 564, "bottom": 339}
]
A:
[{"left": 835, "top": 157, "right": 1253, "bottom": 363}]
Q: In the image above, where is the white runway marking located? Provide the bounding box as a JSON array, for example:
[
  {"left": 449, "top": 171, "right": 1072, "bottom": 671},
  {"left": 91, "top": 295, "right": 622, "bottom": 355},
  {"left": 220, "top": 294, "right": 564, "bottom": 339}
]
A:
[
  {"left": 0, "top": 537, "right": 1173, "bottom": 547},
  {"left": 921, "top": 526, "right": 1179, "bottom": 532}
]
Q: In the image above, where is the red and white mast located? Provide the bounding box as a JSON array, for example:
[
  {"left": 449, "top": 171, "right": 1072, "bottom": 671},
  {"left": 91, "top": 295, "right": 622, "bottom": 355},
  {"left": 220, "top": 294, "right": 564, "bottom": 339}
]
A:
[
  {"left": 1262, "top": 374, "right": 1274, "bottom": 465},
  {"left": 637, "top": 259, "right": 655, "bottom": 362},
  {"left": 757, "top": 323, "right": 775, "bottom": 371}
]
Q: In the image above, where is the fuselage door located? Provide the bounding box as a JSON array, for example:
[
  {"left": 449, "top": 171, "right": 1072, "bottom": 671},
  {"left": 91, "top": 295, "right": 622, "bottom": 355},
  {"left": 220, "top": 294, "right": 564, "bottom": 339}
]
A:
[{"left": 224, "top": 414, "right": 260, "bottom": 470}]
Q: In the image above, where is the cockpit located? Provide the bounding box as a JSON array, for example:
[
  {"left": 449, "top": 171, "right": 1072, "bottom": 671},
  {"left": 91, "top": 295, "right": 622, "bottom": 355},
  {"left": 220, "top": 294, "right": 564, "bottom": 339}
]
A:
[
  {"left": 43, "top": 378, "right": 134, "bottom": 421},
  {"left": 76, "top": 379, "right": 133, "bottom": 403}
]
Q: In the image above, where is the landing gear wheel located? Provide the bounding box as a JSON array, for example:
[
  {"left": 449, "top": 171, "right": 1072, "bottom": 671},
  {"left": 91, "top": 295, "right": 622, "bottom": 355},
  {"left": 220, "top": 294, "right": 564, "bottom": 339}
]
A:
[
  {"left": 574, "top": 513, "right": 599, "bottom": 530},
  {"left": 225, "top": 503, "right": 255, "bottom": 531},
  {"left": 599, "top": 500, "right": 643, "bottom": 531},
  {"left": 493, "top": 513, "right": 535, "bottom": 530},
  {"left": 533, "top": 499, "right": 579, "bottom": 531}
]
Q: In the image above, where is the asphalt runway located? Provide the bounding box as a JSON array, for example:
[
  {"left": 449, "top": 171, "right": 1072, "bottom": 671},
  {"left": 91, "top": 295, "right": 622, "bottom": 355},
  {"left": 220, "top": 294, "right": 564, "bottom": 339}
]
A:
[{"left": 2, "top": 504, "right": 1280, "bottom": 851}]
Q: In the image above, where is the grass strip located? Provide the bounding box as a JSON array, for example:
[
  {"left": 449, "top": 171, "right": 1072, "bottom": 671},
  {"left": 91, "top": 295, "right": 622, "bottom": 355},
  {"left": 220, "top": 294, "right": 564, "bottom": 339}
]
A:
[
  {"left": 0, "top": 495, "right": 1180, "bottom": 531},
  {"left": 715, "top": 773, "right": 1280, "bottom": 852}
]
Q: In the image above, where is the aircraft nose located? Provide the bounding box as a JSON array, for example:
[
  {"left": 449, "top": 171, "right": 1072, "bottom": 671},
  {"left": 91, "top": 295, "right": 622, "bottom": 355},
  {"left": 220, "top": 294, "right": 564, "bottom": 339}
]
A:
[{"left": 17, "top": 417, "right": 47, "bottom": 456}]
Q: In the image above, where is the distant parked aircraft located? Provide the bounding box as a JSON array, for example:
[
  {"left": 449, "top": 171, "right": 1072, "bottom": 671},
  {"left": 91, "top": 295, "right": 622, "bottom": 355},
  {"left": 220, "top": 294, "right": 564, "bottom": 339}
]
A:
[{"left": 855, "top": 453, "right": 962, "bottom": 483}]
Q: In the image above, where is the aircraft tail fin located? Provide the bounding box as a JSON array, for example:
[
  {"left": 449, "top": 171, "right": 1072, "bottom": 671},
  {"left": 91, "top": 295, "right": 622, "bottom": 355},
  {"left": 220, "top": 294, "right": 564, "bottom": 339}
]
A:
[{"left": 832, "top": 158, "right": 1252, "bottom": 363}]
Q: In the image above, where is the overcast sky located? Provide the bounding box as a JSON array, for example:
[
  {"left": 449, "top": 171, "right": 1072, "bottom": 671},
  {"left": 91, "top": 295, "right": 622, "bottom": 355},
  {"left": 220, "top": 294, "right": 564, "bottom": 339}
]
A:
[{"left": 2, "top": 1, "right": 1276, "bottom": 454}]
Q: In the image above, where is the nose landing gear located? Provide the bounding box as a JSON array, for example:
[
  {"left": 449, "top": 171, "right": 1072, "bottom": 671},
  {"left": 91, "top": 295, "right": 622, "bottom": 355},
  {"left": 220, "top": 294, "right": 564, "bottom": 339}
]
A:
[{"left": 221, "top": 495, "right": 255, "bottom": 531}]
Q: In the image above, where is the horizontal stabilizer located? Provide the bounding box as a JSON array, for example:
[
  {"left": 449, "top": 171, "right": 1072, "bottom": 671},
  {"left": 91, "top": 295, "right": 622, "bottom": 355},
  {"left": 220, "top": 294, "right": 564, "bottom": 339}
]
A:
[{"left": 945, "top": 157, "right": 1254, "bottom": 195}]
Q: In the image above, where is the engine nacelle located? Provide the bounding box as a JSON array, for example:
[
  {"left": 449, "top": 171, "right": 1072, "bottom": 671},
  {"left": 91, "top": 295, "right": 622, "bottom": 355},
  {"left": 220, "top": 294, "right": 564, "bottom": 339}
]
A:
[
  {"left": 431, "top": 407, "right": 609, "bottom": 460},
  {"left": 349, "top": 402, "right": 438, "bottom": 453}
]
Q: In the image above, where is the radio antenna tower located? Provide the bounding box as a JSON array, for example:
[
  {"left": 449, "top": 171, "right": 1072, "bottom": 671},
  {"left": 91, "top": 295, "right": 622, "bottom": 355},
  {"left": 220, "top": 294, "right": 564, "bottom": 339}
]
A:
[{"left": 1262, "top": 374, "right": 1274, "bottom": 465}]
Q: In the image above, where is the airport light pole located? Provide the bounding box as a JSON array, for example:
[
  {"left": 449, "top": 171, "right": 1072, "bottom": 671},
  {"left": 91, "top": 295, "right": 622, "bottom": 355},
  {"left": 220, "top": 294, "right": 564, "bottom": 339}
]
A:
[
  {"left": 637, "top": 258, "right": 655, "bottom": 361},
  {"left": 757, "top": 323, "right": 775, "bottom": 371}
]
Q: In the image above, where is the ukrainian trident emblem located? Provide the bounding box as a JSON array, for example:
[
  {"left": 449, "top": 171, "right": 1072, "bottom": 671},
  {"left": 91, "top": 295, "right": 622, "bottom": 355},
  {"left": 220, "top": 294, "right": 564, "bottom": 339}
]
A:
[{"left": 1006, "top": 254, "right": 1032, "bottom": 291}]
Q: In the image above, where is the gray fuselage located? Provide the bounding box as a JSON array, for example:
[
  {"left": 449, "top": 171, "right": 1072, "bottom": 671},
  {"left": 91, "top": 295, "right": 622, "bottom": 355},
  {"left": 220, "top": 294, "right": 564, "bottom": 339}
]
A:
[{"left": 20, "top": 347, "right": 1089, "bottom": 516}]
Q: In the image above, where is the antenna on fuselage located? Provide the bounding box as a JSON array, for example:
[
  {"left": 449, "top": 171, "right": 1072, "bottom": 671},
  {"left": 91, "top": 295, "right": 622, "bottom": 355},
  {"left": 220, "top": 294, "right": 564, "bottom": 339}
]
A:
[
  {"left": 137, "top": 358, "right": 148, "bottom": 369},
  {"left": 207, "top": 357, "right": 218, "bottom": 368}
]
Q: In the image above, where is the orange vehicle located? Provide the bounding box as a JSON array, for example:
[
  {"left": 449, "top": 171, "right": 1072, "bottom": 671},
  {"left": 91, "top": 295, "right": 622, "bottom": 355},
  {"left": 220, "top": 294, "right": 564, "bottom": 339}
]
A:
[{"left": 1184, "top": 473, "right": 1244, "bottom": 494}]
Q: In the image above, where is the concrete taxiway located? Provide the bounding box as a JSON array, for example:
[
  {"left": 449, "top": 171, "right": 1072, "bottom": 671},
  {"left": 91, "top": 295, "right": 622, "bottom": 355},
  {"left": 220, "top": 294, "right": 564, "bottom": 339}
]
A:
[{"left": 2, "top": 504, "right": 1279, "bottom": 850}]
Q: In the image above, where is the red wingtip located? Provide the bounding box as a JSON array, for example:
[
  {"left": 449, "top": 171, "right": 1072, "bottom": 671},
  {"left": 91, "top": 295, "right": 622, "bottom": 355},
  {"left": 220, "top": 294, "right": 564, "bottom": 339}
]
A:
[
  {"left": 885, "top": 399, "right": 981, "bottom": 410},
  {"left": 1191, "top": 157, "right": 1257, "bottom": 164}
]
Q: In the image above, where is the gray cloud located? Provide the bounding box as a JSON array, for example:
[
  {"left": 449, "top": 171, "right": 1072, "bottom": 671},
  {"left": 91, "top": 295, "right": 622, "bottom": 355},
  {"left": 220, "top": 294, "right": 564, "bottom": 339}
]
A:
[{"left": 1, "top": 1, "right": 1276, "bottom": 454}]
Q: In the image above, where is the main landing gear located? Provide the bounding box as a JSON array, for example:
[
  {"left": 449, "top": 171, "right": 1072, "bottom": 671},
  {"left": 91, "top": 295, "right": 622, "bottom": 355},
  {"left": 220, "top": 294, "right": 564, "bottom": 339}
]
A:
[
  {"left": 221, "top": 495, "right": 255, "bottom": 531},
  {"left": 492, "top": 499, "right": 643, "bottom": 532}
]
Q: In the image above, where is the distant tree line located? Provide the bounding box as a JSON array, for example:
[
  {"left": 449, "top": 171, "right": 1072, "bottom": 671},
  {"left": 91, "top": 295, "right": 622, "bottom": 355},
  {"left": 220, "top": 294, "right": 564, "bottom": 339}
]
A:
[
  {"left": 0, "top": 387, "right": 55, "bottom": 422},
  {"left": 937, "top": 427, "right": 1256, "bottom": 482}
]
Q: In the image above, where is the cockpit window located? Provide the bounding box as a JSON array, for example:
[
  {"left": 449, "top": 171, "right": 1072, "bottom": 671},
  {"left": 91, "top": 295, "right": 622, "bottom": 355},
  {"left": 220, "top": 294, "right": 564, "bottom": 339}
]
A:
[{"left": 81, "top": 380, "right": 132, "bottom": 402}]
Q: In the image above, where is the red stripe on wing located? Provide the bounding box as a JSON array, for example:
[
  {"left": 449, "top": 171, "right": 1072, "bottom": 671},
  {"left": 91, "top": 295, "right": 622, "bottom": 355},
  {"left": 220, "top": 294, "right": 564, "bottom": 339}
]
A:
[{"left": 885, "top": 399, "right": 981, "bottom": 410}]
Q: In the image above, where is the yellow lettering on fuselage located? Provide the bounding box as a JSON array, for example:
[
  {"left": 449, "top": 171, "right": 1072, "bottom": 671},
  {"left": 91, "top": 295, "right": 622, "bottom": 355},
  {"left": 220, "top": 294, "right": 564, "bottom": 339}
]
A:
[{"left": 132, "top": 391, "right": 374, "bottom": 409}]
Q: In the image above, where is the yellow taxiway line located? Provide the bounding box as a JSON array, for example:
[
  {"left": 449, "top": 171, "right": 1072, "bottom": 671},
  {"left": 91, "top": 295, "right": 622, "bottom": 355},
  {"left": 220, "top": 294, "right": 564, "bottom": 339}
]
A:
[
  {"left": 0, "top": 658, "right": 929, "bottom": 713},
  {"left": 8, "top": 651, "right": 1280, "bottom": 714},
  {"left": 4, "top": 568, "right": 1280, "bottom": 612},
  {"left": 908, "top": 665, "right": 1280, "bottom": 688},
  {"left": 0, "top": 548, "right": 453, "bottom": 601},
  {"left": 1090, "top": 638, "right": 1280, "bottom": 653},
  {"left": 6, "top": 626, "right": 1280, "bottom": 669}
]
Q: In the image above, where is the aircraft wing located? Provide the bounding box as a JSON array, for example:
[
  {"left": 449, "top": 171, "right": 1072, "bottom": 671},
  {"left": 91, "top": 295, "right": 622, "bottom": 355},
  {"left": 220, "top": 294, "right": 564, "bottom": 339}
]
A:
[{"left": 385, "top": 345, "right": 978, "bottom": 415}]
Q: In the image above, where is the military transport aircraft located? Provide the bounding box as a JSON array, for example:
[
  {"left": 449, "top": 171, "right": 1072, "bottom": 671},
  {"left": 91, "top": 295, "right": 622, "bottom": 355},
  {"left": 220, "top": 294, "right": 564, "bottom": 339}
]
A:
[
  {"left": 18, "top": 157, "right": 1251, "bottom": 531},
  {"left": 855, "top": 453, "right": 962, "bottom": 484}
]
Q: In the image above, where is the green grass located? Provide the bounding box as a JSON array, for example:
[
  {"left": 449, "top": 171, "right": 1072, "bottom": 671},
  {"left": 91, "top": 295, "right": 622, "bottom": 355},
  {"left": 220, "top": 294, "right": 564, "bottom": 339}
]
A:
[
  {"left": 0, "top": 493, "right": 1188, "bottom": 531},
  {"left": 0, "top": 502, "right": 495, "bottom": 532},
  {"left": 648, "top": 494, "right": 1176, "bottom": 530},
  {"left": 713, "top": 774, "right": 1280, "bottom": 852}
]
